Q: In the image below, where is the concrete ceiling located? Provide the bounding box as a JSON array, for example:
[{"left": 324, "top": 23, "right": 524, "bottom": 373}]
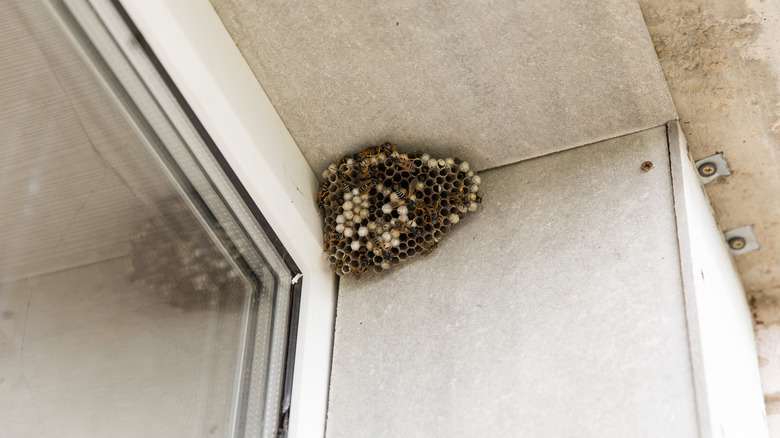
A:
[
  {"left": 210, "top": 0, "right": 780, "bottom": 300},
  {"left": 328, "top": 126, "right": 698, "bottom": 436},
  {"left": 639, "top": 0, "right": 780, "bottom": 297},
  {"left": 208, "top": 0, "right": 676, "bottom": 173},
  {"left": 208, "top": 0, "right": 780, "bottom": 298}
]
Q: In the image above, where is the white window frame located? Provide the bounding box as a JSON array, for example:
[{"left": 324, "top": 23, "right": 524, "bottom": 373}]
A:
[{"left": 116, "top": 1, "right": 336, "bottom": 436}]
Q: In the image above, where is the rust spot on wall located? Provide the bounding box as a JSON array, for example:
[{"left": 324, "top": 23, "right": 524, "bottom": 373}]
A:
[
  {"left": 748, "top": 289, "right": 780, "bottom": 329},
  {"left": 766, "top": 391, "right": 780, "bottom": 415}
]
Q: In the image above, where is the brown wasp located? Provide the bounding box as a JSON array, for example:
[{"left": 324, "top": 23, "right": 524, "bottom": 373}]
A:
[
  {"left": 394, "top": 219, "right": 423, "bottom": 237},
  {"left": 323, "top": 232, "right": 345, "bottom": 251},
  {"left": 355, "top": 253, "right": 371, "bottom": 278},
  {"left": 357, "top": 176, "right": 382, "bottom": 195},
  {"left": 415, "top": 201, "right": 442, "bottom": 227},
  {"left": 369, "top": 237, "right": 392, "bottom": 261},
  {"left": 419, "top": 237, "right": 439, "bottom": 255},
  {"left": 387, "top": 178, "right": 419, "bottom": 210},
  {"left": 450, "top": 190, "right": 483, "bottom": 211},
  {"left": 316, "top": 184, "right": 327, "bottom": 211}
]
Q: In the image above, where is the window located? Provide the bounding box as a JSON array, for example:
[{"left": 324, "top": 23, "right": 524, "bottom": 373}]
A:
[{"left": 0, "top": 1, "right": 332, "bottom": 436}]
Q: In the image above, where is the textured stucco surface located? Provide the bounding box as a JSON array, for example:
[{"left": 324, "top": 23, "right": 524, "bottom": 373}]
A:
[
  {"left": 326, "top": 127, "right": 698, "bottom": 437},
  {"left": 209, "top": 0, "right": 675, "bottom": 173},
  {"left": 639, "top": 0, "right": 780, "bottom": 297}
]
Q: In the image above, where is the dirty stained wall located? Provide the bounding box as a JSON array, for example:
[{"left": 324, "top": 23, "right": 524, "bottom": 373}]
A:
[{"left": 638, "top": 0, "right": 780, "bottom": 433}]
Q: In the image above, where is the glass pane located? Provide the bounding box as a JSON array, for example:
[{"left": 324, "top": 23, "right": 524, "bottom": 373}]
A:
[{"left": 0, "top": 2, "right": 292, "bottom": 437}]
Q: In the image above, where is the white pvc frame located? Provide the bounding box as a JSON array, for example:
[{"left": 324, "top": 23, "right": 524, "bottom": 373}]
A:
[{"left": 116, "top": 1, "right": 336, "bottom": 436}]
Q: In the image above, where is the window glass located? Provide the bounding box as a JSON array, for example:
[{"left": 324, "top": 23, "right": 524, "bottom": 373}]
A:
[{"left": 0, "top": 2, "right": 293, "bottom": 437}]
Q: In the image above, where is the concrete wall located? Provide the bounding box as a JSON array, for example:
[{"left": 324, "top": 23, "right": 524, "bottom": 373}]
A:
[
  {"left": 203, "top": 0, "right": 769, "bottom": 435},
  {"left": 327, "top": 127, "right": 702, "bottom": 437},
  {"left": 323, "top": 125, "right": 769, "bottom": 438}
]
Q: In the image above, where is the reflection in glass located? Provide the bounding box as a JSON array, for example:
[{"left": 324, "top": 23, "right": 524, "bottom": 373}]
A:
[{"left": 0, "top": 2, "right": 292, "bottom": 437}]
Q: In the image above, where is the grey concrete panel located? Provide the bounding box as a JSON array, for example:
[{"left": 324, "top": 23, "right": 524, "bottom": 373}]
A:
[
  {"left": 210, "top": 0, "right": 676, "bottom": 173},
  {"left": 327, "top": 126, "right": 698, "bottom": 437}
]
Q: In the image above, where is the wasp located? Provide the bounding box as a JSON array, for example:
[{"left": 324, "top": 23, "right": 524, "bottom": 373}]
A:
[
  {"left": 393, "top": 189, "right": 416, "bottom": 209},
  {"left": 431, "top": 200, "right": 444, "bottom": 224},
  {"left": 388, "top": 178, "right": 418, "bottom": 210},
  {"left": 336, "top": 152, "right": 361, "bottom": 168},
  {"left": 370, "top": 237, "right": 392, "bottom": 260},
  {"left": 339, "top": 181, "right": 355, "bottom": 194},
  {"left": 355, "top": 142, "right": 396, "bottom": 162},
  {"left": 415, "top": 201, "right": 442, "bottom": 227},
  {"left": 323, "top": 232, "right": 345, "bottom": 251},
  {"left": 357, "top": 145, "right": 383, "bottom": 160},
  {"left": 357, "top": 176, "right": 382, "bottom": 194},
  {"left": 317, "top": 184, "right": 343, "bottom": 213},
  {"left": 419, "top": 237, "right": 439, "bottom": 255},
  {"left": 355, "top": 254, "right": 371, "bottom": 278},
  {"left": 387, "top": 155, "right": 417, "bottom": 174},
  {"left": 356, "top": 159, "right": 375, "bottom": 178},
  {"left": 394, "top": 219, "right": 422, "bottom": 236},
  {"left": 336, "top": 163, "right": 356, "bottom": 186},
  {"left": 358, "top": 159, "right": 383, "bottom": 179},
  {"left": 316, "top": 184, "right": 327, "bottom": 211},
  {"left": 451, "top": 191, "right": 483, "bottom": 211},
  {"left": 449, "top": 193, "right": 470, "bottom": 209},
  {"left": 379, "top": 142, "right": 396, "bottom": 156}
]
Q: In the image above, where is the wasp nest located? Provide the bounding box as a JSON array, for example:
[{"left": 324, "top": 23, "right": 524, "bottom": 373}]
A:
[{"left": 318, "top": 143, "right": 482, "bottom": 277}]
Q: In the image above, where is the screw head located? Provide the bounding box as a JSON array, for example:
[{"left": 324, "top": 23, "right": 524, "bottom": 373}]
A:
[
  {"left": 728, "top": 236, "right": 747, "bottom": 251},
  {"left": 698, "top": 162, "right": 717, "bottom": 177},
  {"left": 640, "top": 161, "right": 654, "bottom": 172}
]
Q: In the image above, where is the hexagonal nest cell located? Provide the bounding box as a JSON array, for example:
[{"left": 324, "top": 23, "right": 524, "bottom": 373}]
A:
[{"left": 317, "top": 143, "right": 483, "bottom": 277}]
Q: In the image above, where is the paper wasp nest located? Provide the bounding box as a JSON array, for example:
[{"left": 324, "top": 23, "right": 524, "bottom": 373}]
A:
[{"left": 318, "top": 143, "right": 483, "bottom": 277}]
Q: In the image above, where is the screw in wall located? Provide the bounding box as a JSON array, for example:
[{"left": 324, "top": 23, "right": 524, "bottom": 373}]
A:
[
  {"left": 723, "top": 225, "right": 759, "bottom": 255},
  {"left": 694, "top": 153, "right": 731, "bottom": 184}
]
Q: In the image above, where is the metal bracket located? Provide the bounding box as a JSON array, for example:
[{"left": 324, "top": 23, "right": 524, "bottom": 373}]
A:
[
  {"left": 724, "top": 225, "right": 760, "bottom": 255},
  {"left": 694, "top": 153, "right": 731, "bottom": 184}
]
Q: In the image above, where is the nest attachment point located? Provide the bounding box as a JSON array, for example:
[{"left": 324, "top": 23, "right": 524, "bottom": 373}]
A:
[{"left": 317, "top": 143, "right": 483, "bottom": 277}]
